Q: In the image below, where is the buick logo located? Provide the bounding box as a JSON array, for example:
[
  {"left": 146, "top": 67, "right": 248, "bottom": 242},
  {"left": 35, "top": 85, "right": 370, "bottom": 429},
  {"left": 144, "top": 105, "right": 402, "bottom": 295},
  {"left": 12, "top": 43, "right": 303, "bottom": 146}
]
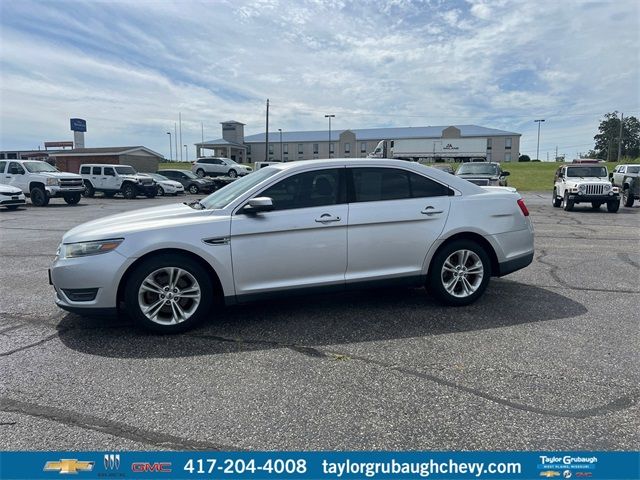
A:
[{"left": 104, "top": 454, "right": 120, "bottom": 470}]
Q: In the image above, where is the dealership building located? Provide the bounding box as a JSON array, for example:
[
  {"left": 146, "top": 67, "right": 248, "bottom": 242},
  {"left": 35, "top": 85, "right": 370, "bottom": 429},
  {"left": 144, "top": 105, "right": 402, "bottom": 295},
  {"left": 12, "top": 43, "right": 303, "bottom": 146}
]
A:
[{"left": 195, "top": 121, "right": 521, "bottom": 164}]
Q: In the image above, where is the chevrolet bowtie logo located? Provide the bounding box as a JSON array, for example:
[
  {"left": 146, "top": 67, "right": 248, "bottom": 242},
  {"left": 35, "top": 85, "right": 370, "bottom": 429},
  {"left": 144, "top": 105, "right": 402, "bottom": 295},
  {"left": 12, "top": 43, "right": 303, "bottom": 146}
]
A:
[
  {"left": 44, "top": 459, "right": 95, "bottom": 474},
  {"left": 540, "top": 472, "right": 561, "bottom": 478}
]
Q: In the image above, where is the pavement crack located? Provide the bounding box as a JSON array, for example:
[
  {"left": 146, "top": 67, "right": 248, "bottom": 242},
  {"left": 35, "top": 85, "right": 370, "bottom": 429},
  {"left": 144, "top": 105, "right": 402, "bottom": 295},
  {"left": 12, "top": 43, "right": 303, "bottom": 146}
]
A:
[
  {"left": 617, "top": 252, "right": 640, "bottom": 270},
  {"left": 0, "top": 397, "right": 242, "bottom": 450},
  {"left": 0, "top": 327, "right": 73, "bottom": 357}
]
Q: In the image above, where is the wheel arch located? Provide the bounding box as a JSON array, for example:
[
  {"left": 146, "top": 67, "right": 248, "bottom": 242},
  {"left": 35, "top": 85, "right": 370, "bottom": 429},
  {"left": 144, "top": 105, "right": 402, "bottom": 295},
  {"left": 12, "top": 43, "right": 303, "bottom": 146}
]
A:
[
  {"left": 28, "top": 181, "right": 45, "bottom": 192},
  {"left": 116, "top": 248, "right": 224, "bottom": 308},
  {"left": 426, "top": 232, "right": 500, "bottom": 278}
]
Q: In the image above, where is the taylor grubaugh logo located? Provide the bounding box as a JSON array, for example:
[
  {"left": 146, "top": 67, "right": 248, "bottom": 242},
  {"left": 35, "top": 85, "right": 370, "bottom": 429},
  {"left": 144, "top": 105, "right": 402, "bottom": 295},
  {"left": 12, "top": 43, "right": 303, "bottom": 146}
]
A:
[{"left": 43, "top": 459, "right": 95, "bottom": 474}]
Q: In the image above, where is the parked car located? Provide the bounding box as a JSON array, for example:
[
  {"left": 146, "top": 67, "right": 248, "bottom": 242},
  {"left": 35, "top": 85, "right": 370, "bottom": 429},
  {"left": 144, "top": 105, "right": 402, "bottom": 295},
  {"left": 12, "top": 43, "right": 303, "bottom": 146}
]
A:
[
  {"left": 553, "top": 164, "right": 619, "bottom": 212},
  {"left": 610, "top": 164, "right": 640, "bottom": 207},
  {"left": 427, "top": 163, "right": 455, "bottom": 175},
  {"left": 145, "top": 173, "right": 185, "bottom": 196},
  {"left": 0, "top": 159, "right": 84, "bottom": 206},
  {"left": 80, "top": 164, "right": 156, "bottom": 199},
  {"left": 50, "top": 158, "right": 534, "bottom": 333},
  {"left": 157, "top": 169, "right": 216, "bottom": 194},
  {"left": 455, "top": 162, "right": 510, "bottom": 186},
  {"left": 192, "top": 157, "right": 252, "bottom": 178},
  {"left": 0, "top": 183, "right": 26, "bottom": 210}
]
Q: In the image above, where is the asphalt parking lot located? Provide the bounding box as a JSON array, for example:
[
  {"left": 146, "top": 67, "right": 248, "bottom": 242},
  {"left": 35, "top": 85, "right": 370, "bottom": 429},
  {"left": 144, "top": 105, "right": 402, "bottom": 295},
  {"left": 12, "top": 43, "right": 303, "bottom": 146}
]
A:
[{"left": 0, "top": 192, "right": 638, "bottom": 451}]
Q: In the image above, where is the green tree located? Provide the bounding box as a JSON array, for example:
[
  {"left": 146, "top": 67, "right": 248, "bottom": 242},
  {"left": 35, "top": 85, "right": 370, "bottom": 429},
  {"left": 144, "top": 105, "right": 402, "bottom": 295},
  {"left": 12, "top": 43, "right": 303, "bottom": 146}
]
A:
[
  {"left": 593, "top": 112, "right": 640, "bottom": 160},
  {"left": 518, "top": 154, "right": 531, "bottom": 162}
]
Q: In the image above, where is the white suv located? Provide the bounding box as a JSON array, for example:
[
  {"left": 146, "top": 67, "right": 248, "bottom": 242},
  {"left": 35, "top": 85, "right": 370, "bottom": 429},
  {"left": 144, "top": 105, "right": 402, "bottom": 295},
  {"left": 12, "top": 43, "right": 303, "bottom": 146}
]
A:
[
  {"left": 51, "top": 159, "right": 534, "bottom": 333},
  {"left": 192, "top": 157, "right": 252, "bottom": 178},
  {"left": 80, "top": 164, "right": 157, "bottom": 199},
  {"left": 552, "top": 164, "right": 620, "bottom": 212},
  {"left": 0, "top": 159, "right": 84, "bottom": 206}
]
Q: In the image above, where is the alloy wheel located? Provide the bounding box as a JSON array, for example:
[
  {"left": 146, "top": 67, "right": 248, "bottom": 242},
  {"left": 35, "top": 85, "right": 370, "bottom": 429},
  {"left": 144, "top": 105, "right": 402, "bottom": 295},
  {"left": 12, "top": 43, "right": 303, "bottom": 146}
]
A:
[
  {"left": 138, "top": 267, "right": 201, "bottom": 325},
  {"left": 440, "top": 249, "right": 484, "bottom": 298}
]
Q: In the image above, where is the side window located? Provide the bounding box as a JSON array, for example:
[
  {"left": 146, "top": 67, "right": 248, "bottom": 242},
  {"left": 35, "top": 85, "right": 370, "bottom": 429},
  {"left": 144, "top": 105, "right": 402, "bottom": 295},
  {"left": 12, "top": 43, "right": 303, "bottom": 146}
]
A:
[
  {"left": 260, "top": 169, "right": 342, "bottom": 211},
  {"left": 92, "top": 167, "right": 102, "bottom": 175},
  {"left": 104, "top": 167, "right": 115, "bottom": 176},
  {"left": 0, "top": 161, "right": 6, "bottom": 173},
  {"left": 9, "top": 162, "right": 25, "bottom": 174},
  {"left": 80, "top": 166, "right": 90, "bottom": 174},
  {"left": 352, "top": 168, "right": 410, "bottom": 202},
  {"left": 212, "top": 159, "right": 223, "bottom": 165},
  {"left": 409, "top": 172, "right": 450, "bottom": 197}
]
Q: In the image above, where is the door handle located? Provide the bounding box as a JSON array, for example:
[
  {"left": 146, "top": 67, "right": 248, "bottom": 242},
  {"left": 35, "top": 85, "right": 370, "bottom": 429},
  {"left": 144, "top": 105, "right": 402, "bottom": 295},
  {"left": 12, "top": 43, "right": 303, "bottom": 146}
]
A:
[
  {"left": 421, "top": 206, "right": 444, "bottom": 215},
  {"left": 315, "top": 213, "right": 341, "bottom": 223}
]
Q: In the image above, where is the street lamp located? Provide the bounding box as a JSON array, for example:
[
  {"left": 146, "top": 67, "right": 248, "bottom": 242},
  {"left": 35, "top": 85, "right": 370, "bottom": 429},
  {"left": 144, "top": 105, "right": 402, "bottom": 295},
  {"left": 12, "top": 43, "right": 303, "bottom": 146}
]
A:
[
  {"left": 278, "top": 128, "right": 283, "bottom": 162},
  {"left": 325, "top": 114, "right": 335, "bottom": 158},
  {"left": 184, "top": 144, "right": 188, "bottom": 162},
  {"left": 166, "top": 132, "right": 172, "bottom": 161},
  {"left": 534, "top": 119, "right": 545, "bottom": 161}
]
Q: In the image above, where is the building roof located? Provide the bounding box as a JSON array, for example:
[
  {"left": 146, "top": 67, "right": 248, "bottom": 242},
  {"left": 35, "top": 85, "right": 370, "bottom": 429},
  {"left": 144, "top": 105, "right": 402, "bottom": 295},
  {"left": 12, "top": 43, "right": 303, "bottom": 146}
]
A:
[
  {"left": 194, "top": 139, "right": 246, "bottom": 148},
  {"left": 48, "top": 146, "right": 164, "bottom": 158},
  {"left": 221, "top": 120, "right": 245, "bottom": 125},
  {"left": 198, "top": 124, "right": 520, "bottom": 146}
]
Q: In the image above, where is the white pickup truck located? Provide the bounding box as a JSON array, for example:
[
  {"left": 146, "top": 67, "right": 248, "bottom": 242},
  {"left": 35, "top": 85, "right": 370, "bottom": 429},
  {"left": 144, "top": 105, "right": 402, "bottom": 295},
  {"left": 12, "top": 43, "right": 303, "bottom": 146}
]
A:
[{"left": 0, "top": 159, "right": 84, "bottom": 206}]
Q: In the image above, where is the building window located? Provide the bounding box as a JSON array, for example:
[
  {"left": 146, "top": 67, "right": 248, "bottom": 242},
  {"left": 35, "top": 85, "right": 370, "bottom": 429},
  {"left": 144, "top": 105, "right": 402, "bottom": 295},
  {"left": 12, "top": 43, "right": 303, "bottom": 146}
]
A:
[
  {"left": 298, "top": 144, "right": 303, "bottom": 154},
  {"left": 486, "top": 152, "right": 492, "bottom": 162},
  {"left": 313, "top": 143, "right": 319, "bottom": 154},
  {"left": 505, "top": 137, "right": 512, "bottom": 149},
  {"left": 487, "top": 138, "right": 492, "bottom": 150},
  {"left": 283, "top": 144, "right": 288, "bottom": 154},
  {"left": 329, "top": 143, "right": 334, "bottom": 154},
  {"left": 504, "top": 152, "right": 511, "bottom": 162},
  {"left": 360, "top": 142, "right": 367, "bottom": 153},
  {"left": 246, "top": 145, "right": 251, "bottom": 154},
  {"left": 344, "top": 143, "right": 351, "bottom": 153},
  {"left": 268, "top": 144, "right": 274, "bottom": 155}
]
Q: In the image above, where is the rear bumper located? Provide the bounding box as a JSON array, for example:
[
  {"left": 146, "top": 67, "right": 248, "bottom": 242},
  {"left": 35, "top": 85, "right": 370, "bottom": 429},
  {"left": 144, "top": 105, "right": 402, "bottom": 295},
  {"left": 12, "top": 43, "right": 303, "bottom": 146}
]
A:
[{"left": 496, "top": 252, "right": 534, "bottom": 277}]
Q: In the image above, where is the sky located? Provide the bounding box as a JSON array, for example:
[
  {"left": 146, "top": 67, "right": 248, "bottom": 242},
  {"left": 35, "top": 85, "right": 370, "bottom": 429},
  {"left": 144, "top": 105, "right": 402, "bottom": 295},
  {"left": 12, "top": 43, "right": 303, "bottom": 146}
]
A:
[{"left": 0, "top": 0, "right": 638, "bottom": 161}]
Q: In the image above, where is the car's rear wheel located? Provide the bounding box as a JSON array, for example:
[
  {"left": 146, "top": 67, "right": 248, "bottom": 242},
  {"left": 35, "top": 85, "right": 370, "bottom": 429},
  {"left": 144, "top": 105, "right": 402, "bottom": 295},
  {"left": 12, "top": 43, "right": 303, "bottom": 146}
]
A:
[
  {"left": 196, "top": 168, "right": 205, "bottom": 178},
  {"left": 124, "top": 254, "right": 213, "bottom": 333},
  {"left": 552, "top": 188, "right": 561, "bottom": 207},
  {"left": 30, "top": 186, "right": 49, "bottom": 207},
  {"left": 623, "top": 187, "right": 634, "bottom": 207},
  {"left": 188, "top": 184, "right": 199, "bottom": 194},
  {"left": 427, "top": 240, "right": 491, "bottom": 306}
]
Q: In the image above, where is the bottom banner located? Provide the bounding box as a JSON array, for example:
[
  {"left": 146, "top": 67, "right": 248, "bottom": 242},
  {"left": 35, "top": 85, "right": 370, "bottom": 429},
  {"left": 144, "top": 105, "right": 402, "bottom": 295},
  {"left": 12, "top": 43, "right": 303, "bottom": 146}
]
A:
[{"left": 1, "top": 451, "right": 638, "bottom": 480}]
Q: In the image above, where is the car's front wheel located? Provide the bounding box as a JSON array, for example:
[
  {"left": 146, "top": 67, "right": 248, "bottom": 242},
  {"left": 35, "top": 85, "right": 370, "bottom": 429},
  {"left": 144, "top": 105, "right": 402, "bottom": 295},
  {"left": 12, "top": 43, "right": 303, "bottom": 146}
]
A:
[
  {"left": 607, "top": 199, "right": 620, "bottom": 213},
  {"left": 562, "top": 191, "right": 574, "bottom": 211},
  {"left": 30, "top": 186, "right": 49, "bottom": 206},
  {"left": 227, "top": 169, "right": 237, "bottom": 178},
  {"left": 156, "top": 186, "right": 165, "bottom": 196},
  {"left": 188, "top": 184, "right": 199, "bottom": 194},
  {"left": 427, "top": 240, "right": 491, "bottom": 306},
  {"left": 121, "top": 183, "right": 136, "bottom": 199},
  {"left": 124, "top": 254, "right": 214, "bottom": 333},
  {"left": 552, "top": 188, "right": 562, "bottom": 208},
  {"left": 64, "top": 193, "right": 81, "bottom": 205},
  {"left": 623, "top": 187, "right": 634, "bottom": 207}
]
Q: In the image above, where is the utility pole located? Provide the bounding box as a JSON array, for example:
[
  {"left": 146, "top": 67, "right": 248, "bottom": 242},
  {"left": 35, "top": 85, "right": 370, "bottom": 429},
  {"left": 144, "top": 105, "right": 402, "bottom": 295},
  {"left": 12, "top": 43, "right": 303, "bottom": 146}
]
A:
[
  {"left": 265, "top": 99, "right": 269, "bottom": 162},
  {"left": 534, "top": 119, "right": 545, "bottom": 161},
  {"left": 167, "top": 132, "right": 172, "bottom": 161},
  {"left": 278, "top": 128, "right": 283, "bottom": 162},
  {"left": 546, "top": 151, "right": 549, "bottom": 162},
  {"left": 174, "top": 123, "right": 178, "bottom": 161},
  {"left": 555, "top": 145, "right": 558, "bottom": 162},
  {"left": 201, "top": 122, "right": 204, "bottom": 143},
  {"left": 184, "top": 144, "right": 188, "bottom": 162},
  {"left": 618, "top": 112, "right": 624, "bottom": 161},
  {"left": 179, "top": 112, "right": 183, "bottom": 161},
  {"left": 325, "top": 114, "right": 335, "bottom": 157}
]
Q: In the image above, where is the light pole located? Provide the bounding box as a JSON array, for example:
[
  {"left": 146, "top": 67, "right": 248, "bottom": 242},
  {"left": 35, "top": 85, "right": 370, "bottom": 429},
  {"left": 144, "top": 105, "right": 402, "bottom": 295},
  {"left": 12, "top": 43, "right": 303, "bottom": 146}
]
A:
[
  {"left": 184, "top": 144, "right": 188, "bottom": 162},
  {"left": 325, "top": 114, "right": 335, "bottom": 157},
  {"left": 278, "top": 128, "right": 283, "bottom": 162},
  {"left": 166, "top": 132, "right": 172, "bottom": 161},
  {"left": 534, "top": 119, "right": 545, "bottom": 161}
]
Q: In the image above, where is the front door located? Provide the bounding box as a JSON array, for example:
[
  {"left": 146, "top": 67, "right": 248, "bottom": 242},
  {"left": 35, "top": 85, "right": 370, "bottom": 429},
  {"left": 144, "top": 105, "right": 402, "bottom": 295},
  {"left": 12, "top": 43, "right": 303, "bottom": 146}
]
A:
[
  {"left": 5, "top": 162, "right": 28, "bottom": 191},
  {"left": 346, "top": 167, "right": 451, "bottom": 283},
  {"left": 230, "top": 168, "right": 348, "bottom": 297},
  {"left": 102, "top": 166, "right": 118, "bottom": 191}
]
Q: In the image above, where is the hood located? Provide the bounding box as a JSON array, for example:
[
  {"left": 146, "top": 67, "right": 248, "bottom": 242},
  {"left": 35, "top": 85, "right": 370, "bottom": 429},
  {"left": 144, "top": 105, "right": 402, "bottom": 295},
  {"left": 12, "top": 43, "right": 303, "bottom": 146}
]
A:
[
  {"left": 457, "top": 173, "right": 499, "bottom": 178},
  {"left": 158, "top": 179, "right": 183, "bottom": 188},
  {"left": 38, "top": 171, "right": 82, "bottom": 179},
  {"left": 565, "top": 177, "right": 608, "bottom": 184},
  {"left": 62, "top": 203, "right": 227, "bottom": 243},
  {"left": 0, "top": 183, "right": 23, "bottom": 193}
]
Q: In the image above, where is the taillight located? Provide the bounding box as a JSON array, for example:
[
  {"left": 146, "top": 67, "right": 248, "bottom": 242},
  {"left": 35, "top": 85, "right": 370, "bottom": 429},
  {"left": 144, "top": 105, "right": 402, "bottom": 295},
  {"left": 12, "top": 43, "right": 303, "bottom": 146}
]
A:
[{"left": 517, "top": 198, "right": 529, "bottom": 216}]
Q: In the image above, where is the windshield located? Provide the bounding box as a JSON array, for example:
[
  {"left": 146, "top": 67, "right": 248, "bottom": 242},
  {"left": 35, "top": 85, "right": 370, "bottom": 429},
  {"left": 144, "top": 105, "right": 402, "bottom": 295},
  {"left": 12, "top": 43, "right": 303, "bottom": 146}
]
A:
[
  {"left": 456, "top": 163, "right": 498, "bottom": 175},
  {"left": 150, "top": 173, "right": 168, "bottom": 181},
  {"left": 567, "top": 166, "right": 607, "bottom": 177},
  {"left": 200, "top": 167, "right": 278, "bottom": 209},
  {"left": 627, "top": 166, "right": 640, "bottom": 174},
  {"left": 181, "top": 170, "right": 198, "bottom": 179},
  {"left": 115, "top": 166, "right": 137, "bottom": 175},
  {"left": 23, "top": 161, "right": 58, "bottom": 173}
]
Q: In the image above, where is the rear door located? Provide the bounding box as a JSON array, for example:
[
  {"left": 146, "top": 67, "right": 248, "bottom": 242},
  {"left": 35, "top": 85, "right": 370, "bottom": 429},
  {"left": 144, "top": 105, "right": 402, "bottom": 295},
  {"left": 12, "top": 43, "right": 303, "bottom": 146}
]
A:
[{"left": 346, "top": 166, "right": 451, "bottom": 283}]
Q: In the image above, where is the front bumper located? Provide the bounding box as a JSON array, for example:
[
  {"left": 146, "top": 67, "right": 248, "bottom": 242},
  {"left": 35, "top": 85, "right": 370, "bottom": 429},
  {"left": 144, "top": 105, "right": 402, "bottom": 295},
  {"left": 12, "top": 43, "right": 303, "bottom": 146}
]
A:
[
  {"left": 1, "top": 194, "right": 26, "bottom": 206},
  {"left": 45, "top": 186, "right": 85, "bottom": 197},
  {"left": 568, "top": 193, "right": 619, "bottom": 203},
  {"left": 136, "top": 184, "right": 157, "bottom": 195}
]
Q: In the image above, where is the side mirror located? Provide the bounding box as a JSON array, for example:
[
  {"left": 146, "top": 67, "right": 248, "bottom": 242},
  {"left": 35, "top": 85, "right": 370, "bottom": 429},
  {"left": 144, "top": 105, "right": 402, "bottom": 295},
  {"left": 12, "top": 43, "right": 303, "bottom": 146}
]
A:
[
  {"left": 608, "top": 172, "right": 613, "bottom": 180},
  {"left": 242, "top": 197, "right": 274, "bottom": 214},
  {"left": 502, "top": 171, "right": 510, "bottom": 176}
]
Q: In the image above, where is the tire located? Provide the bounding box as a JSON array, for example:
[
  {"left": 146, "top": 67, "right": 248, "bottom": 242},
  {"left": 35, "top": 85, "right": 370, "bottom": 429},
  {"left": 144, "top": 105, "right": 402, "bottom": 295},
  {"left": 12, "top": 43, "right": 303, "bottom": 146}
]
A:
[
  {"left": 63, "top": 193, "right": 81, "bottom": 205},
  {"left": 552, "top": 188, "right": 562, "bottom": 208},
  {"left": 562, "top": 191, "right": 574, "bottom": 211},
  {"left": 83, "top": 181, "right": 95, "bottom": 198},
  {"left": 188, "top": 184, "right": 199, "bottom": 194},
  {"left": 623, "top": 187, "right": 634, "bottom": 207},
  {"left": 6, "top": 205, "right": 19, "bottom": 210},
  {"left": 121, "top": 183, "right": 136, "bottom": 199},
  {"left": 607, "top": 199, "right": 620, "bottom": 213},
  {"left": 591, "top": 202, "right": 602, "bottom": 210},
  {"left": 196, "top": 169, "right": 205, "bottom": 178},
  {"left": 30, "top": 186, "right": 49, "bottom": 207},
  {"left": 157, "top": 186, "right": 165, "bottom": 196},
  {"left": 124, "top": 253, "right": 214, "bottom": 333},
  {"left": 427, "top": 239, "right": 491, "bottom": 306},
  {"left": 227, "top": 169, "right": 237, "bottom": 178}
]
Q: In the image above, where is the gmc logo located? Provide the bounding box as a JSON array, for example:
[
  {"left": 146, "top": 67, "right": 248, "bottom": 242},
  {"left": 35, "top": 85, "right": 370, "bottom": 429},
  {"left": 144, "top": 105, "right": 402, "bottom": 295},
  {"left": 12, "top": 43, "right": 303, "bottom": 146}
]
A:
[{"left": 131, "top": 462, "right": 172, "bottom": 473}]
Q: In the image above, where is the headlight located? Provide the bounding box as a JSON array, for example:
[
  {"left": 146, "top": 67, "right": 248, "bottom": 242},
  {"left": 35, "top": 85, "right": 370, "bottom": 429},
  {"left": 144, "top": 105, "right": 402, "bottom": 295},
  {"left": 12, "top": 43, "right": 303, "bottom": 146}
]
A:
[
  {"left": 46, "top": 178, "right": 59, "bottom": 186},
  {"left": 578, "top": 184, "right": 586, "bottom": 191},
  {"left": 61, "top": 239, "right": 123, "bottom": 258},
  {"left": 603, "top": 184, "right": 610, "bottom": 191}
]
